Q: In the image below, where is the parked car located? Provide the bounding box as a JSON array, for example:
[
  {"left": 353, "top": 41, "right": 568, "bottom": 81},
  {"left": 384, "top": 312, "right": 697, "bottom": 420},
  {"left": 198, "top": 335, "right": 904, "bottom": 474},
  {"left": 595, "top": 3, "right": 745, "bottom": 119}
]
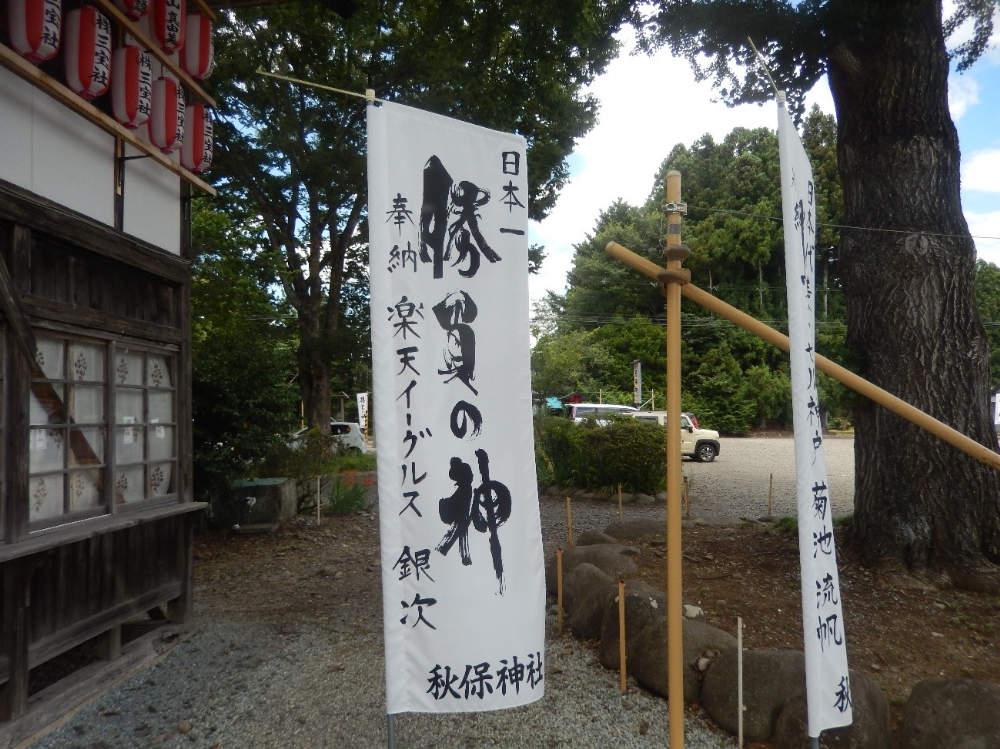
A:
[
  {"left": 290, "top": 421, "right": 368, "bottom": 454},
  {"left": 630, "top": 410, "right": 721, "bottom": 462},
  {"left": 567, "top": 402, "right": 638, "bottom": 423}
]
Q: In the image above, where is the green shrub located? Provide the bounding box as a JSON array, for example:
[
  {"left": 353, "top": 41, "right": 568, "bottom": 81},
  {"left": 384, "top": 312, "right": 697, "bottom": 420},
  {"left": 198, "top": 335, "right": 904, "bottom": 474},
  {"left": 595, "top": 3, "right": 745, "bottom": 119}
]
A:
[
  {"left": 534, "top": 415, "right": 665, "bottom": 494},
  {"left": 326, "top": 475, "right": 370, "bottom": 514}
]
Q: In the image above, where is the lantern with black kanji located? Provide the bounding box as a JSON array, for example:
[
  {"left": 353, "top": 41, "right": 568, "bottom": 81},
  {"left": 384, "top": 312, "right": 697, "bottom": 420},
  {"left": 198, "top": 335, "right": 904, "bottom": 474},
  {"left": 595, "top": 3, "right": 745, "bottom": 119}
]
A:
[
  {"left": 180, "top": 103, "right": 212, "bottom": 173},
  {"left": 148, "top": 76, "right": 185, "bottom": 153},
  {"left": 64, "top": 7, "right": 112, "bottom": 101},
  {"left": 150, "top": 0, "right": 185, "bottom": 53},
  {"left": 112, "top": 44, "right": 152, "bottom": 129},
  {"left": 8, "top": 0, "right": 61, "bottom": 64},
  {"left": 181, "top": 12, "right": 213, "bottom": 81},
  {"left": 113, "top": 0, "right": 149, "bottom": 21}
]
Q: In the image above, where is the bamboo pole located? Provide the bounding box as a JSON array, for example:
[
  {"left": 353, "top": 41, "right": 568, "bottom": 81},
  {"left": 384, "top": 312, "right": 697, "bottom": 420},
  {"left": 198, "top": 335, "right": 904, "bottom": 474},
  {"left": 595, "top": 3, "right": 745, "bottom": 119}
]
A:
[
  {"left": 663, "top": 171, "right": 687, "bottom": 749},
  {"left": 684, "top": 475, "right": 690, "bottom": 517},
  {"left": 768, "top": 473, "right": 774, "bottom": 518},
  {"left": 565, "top": 497, "right": 574, "bottom": 548},
  {"left": 618, "top": 579, "right": 627, "bottom": 692},
  {"left": 738, "top": 617, "right": 744, "bottom": 748},
  {"left": 604, "top": 240, "right": 1000, "bottom": 473},
  {"left": 556, "top": 547, "right": 564, "bottom": 634}
]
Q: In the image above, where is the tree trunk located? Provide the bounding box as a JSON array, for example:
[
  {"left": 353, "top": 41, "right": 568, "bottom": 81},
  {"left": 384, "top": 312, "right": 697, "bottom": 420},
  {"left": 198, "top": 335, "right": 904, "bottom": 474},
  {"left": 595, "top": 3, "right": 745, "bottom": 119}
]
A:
[
  {"left": 297, "top": 315, "right": 333, "bottom": 433},
  {"left": 827, "top": 0, "right": 1000, "bottom": 590}
]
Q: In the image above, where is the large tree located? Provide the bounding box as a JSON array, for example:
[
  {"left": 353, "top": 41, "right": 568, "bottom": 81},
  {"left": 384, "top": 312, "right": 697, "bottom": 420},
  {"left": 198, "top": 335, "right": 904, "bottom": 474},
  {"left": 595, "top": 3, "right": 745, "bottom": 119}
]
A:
[
  {"left": 210, "top": 0, "right": 635, "bottom": 431},
  {"left": 642, "top": 0, "right": 1000, "bottom": 590}
]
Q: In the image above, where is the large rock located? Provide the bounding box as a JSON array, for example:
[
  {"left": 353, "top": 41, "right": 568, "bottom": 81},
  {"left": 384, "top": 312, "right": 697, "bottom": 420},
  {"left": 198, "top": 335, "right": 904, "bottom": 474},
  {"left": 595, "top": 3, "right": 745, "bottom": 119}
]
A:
[
  {"left": 569, "top": 582, "right": 620, "bottom": 640},
  {"left": 701, "top": 649, "right": 806, "bottom": 743},
  {"left": 629, "top": 618, "right": 738, "bottom": 702},
  {"left": 597, "top": 581, "right": 668, "bottom": 669},
  {"left": 576, "top": 530, "right": 620, "bottom": 546},
  {"left": 604, "top": 517, "right": 665, "bottom": 542},
  {"left": 774, "top": 671, "right": 891, "bottom": 749},
  {"left": 544, "top": 544, "right": 639, "bottom": 594},
  {"left": 900, "top": 678, "right": 1000, "bottom": 749},
  {"left": 562, "top": 562, "right": 614, "bottom": 613}
]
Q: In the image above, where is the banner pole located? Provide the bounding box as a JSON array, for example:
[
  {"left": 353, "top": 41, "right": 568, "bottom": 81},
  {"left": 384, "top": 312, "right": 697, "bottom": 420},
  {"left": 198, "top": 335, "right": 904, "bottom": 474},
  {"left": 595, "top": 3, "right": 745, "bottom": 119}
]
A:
[
  {"left": 386, "top": 714, "right": 396, "bottom": 749},
  {"left": 663, "top": 170, "right": 689, "bottom": 749}
]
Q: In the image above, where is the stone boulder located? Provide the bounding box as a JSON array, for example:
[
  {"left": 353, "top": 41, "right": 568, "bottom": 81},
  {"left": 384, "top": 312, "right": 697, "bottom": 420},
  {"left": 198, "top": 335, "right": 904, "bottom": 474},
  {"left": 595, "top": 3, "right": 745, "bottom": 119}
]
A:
[
  {"left": 603, "top": 517, "right": 665, "bottom": 543},
  {"left": 561, "top": 563, "right": 618, "bottom": 640},
  {"left": 576, "top": 530, "right": 620, "bottom": 546},
  {"left": 701, "top": 649, "right": 806, "bottom": 743},
  {"left": 597, "top": 581, "right": 668, "bottom": 669},
  {"left": 629, "top": 618, "right": 738, "bottom": 702},
  {"left": 900, "top": 678, "right": 1000, "bottom": 749},
  {"left": 774, "top": 671, "right": 891, "bottom": 749},
  {"left": 544, "top": 544, "right": 639, "bottom": 594}
]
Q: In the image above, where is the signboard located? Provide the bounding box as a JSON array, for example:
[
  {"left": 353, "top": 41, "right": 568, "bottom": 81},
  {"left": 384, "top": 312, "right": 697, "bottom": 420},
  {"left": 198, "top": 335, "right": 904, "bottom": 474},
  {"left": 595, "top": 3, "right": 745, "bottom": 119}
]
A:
[{"left": 367, "top": 101, "right": 546, "bottom": 714}]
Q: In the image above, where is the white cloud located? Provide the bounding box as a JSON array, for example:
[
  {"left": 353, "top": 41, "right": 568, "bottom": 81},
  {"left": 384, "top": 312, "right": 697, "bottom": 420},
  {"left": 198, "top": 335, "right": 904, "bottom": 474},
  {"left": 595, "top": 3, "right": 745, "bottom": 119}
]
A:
[
  {"left": 963, "top": 149, "right": 1000, "bottom": 192},
  {"left": 969, "top": 210, "right": 1000, "bottom": 266},
  {"left": 949, "top": 74, "right": 980, "bottom": 120}
]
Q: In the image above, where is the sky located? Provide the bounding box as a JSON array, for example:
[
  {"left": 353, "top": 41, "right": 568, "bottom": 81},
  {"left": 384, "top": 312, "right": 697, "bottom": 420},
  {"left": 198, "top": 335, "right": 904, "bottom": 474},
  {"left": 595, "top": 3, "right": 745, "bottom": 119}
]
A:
[{"left": 527, "top": 18, "right": 1000, "bottom": 311}]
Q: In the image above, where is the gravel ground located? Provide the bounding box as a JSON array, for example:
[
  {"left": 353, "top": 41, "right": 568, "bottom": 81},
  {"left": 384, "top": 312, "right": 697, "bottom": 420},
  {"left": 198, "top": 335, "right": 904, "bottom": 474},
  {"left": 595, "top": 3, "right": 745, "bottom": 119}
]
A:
[{"left": 27, "top": 437, "right": 853, "bottom": 749}]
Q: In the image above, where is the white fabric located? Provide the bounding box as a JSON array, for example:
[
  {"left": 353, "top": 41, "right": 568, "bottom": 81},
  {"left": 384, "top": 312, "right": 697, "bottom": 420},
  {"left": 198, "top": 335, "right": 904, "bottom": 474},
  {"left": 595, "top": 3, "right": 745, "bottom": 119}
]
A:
[
  {"left": 356, "top": 392, "right": 369, "bottom": 432},
  {"left": 778, "top": 99, "right": 853, "bottom": 737},
  {"left": 367, "top": 101, "right": 546, "bottom": 715}
]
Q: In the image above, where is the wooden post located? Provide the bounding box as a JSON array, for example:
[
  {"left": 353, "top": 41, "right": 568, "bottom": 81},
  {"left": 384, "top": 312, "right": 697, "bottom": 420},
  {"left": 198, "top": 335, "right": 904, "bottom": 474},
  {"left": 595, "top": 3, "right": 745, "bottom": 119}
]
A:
[
  {"left": 663, "top": 170, "right": 688, "bottom": 749},
  {"left": 316, "top": 476, "right": 322, "bottom": 525},
  {"left": 768, "top": 473, "right": 774, "bottom": 518},
  {"left": 684, "top": 475, "right": 690, "bottom": 517},
  {"left": 0, "top": 561, "right": 29, "bottom": 720},
  {"left": 738, "top": 616, "right": 744, "bottom": 748},
  {"left": 617, "top": 483, "right": 623, "bottom": 518},
  {"left": 618, "top": 579, "right": 627, "bottom": 692},
  {"left": 556, "top": 547, "right": 564, "bottom": 634},
  {"left": 565, "top": 496, "right": 574, "bottom": 548}
]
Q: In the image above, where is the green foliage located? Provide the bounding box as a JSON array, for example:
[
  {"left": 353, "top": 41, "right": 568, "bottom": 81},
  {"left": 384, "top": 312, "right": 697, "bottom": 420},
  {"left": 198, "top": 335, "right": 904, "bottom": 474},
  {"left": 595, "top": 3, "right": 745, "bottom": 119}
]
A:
[
  {"left": 191, "top": 199, "right": 299, "bottom": 503},
  {"left": 256, "top": 428, "right": 341, "bottom": 481},
  {"left": 535, "top": 416, "right": 665, "bottom": 494},
  {"left": 211, "top": 0, "right": 638, "bottom": 427},
  {"left": 975, "top": 260, "right": 1000, "bottom": 386},
  {"left": 325, "top": 476, "right": 371, "bottom": 515}
]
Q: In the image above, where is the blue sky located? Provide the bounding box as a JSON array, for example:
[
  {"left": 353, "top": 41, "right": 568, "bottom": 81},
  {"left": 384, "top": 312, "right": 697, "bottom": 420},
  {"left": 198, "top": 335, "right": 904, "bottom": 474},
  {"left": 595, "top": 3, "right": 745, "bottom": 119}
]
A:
[{"left": 528, "top": 20, "right": 1000, "bottom": 308}]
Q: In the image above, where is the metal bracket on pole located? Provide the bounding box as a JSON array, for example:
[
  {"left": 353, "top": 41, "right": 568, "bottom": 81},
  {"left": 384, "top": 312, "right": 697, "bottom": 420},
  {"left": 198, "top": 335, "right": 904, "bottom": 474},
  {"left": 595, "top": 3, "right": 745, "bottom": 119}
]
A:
[{"left": 664, "top": 201, "right": 688, "bottom": 215}]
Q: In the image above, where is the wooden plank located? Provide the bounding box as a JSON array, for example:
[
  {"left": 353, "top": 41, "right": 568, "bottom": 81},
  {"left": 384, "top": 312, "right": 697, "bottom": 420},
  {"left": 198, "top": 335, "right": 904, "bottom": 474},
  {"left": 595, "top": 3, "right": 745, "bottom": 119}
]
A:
[
  {"left": 94, "top": 625, "right": 121, "bottom": 662},
  {"left": 167, "top": 515, "right": 194, "bottom": 623},
  {"left": 27, "top": 581, "right": 181, "bottom": 669},
  {"left": 0, "top": 503, "right": 207, "bottom": 565},
  {"left": 22, "top": 298, "right": 184, "bottom": 344},
  {"left": 0, "top": 44, "right": 216, "bottom": 196},
  {"left": 0, "top": 230, "right": 37, "bottom": 364},
  {"left": 4, "top": 227, "right": 31, "bottom": 545},
  {"left": 0, "top": 621, "right": 192, "bottom": 749},
  {"left": 0, "top": 562, "right": 28, "bottom": 721},
  {"left": 0, "top": 180, "right": 192, "bottom": 285},
  {"left": 89, "top": 0, "right": 217, "bottom": 108}
]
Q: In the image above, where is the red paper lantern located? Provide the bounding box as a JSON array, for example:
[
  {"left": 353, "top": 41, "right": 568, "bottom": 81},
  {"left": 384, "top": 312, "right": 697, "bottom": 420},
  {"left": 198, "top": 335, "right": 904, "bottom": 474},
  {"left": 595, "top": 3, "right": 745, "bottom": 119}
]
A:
[
  {"left": 64, "top": 7, "right": 112, "bottom": 101},
  {"left": 150, "top": 0, "right": 185, "bottom": 53},
  {"left": 148, "top": 76, "right": 185, "bottom": 153},
  {"left": 180, "top": 103, "right": 212, "bottom": 173},
  {"left": 181, "top": 13, "right": 213, "bottom": 81},
  {"left": 8, "top": 0, "right": 61, "bottom": 64},
  {"left": 113, "top": 0, "right": 148, "bottom": 21},
  {"left": 112, "top": 44, "right": 152, "bottom": 129}
]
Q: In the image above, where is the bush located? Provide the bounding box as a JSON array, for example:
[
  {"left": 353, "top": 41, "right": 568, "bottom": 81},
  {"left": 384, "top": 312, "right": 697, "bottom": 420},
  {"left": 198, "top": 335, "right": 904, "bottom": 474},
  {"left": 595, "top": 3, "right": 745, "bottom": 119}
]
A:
[
  {"left": 326, "top": 475, "right": 370, "bottom": 514},
  {"left": 535, "top": 415, "right": 665, "bottom": 494}
]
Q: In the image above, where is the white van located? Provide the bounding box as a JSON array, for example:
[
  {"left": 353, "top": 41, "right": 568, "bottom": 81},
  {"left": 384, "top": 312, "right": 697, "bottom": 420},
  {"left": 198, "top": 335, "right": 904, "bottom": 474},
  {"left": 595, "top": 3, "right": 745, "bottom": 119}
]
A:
[
  {"left": 631, "top": 410, "right": 721, "bottom": 462},
  {"left": 567, "top": 403, "right": 638, "bottom": 423}
]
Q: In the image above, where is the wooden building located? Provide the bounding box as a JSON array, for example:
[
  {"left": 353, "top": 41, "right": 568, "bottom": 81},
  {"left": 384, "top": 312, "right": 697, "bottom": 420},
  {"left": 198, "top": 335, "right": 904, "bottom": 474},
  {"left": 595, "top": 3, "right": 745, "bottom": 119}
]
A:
[{"left": 0, "top": 0, "right": 216, "bottom": 740}]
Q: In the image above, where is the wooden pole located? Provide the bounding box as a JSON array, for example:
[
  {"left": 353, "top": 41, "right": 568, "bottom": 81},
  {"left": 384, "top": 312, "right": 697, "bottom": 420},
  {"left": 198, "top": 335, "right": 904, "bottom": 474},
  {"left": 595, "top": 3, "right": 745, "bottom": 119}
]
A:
[
  {"left": 618, "top": 483, "right": 623, "bottom": 518},
  {"left": 618, "top": 579, "right": 627, "bottom": 692},
  {"left": 556, "top": 547, "right": 564, "bottom": 634},
  {"left": 604, "top": 240, "right": 1000, "bottom": 474},
  {"left": 768, "top": 473, "right": 774, "bottom": 518},
  {"left": 738, "top": 616, "right": 744, "bottom": 749},
  {"left": 316, "top": 476, "right": 321, "bottom": 525},
  {"left": 565, "top": 496, "right": 574, "bottom": 548},
  {"left": 684, "top": 475, "right": 690, "bottom": 517},
  {"left": 663, "top": 170, "right": 687, "bottom": 749}
]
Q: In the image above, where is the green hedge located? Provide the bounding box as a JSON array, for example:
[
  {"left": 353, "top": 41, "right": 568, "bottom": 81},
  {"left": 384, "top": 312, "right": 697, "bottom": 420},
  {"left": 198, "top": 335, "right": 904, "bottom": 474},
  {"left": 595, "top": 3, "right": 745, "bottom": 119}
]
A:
[{"left": 535, "top": 415, "right": 666, "bottom": 494}]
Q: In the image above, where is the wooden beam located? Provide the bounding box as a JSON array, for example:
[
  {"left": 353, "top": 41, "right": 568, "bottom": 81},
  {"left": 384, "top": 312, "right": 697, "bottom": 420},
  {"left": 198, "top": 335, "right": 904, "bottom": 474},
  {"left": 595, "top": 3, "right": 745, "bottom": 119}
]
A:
[
  {"left": 190, "top": 0, "right": 219, "bottom": 23},
  {"left": 0, "top": 561, "right": 29, "bottom": 721},
  {"left": 89, "top": 0, "right": 217, "bottom": 108},
  {"left": 0, "top": 43, "right": 216, "bottom": 196}
]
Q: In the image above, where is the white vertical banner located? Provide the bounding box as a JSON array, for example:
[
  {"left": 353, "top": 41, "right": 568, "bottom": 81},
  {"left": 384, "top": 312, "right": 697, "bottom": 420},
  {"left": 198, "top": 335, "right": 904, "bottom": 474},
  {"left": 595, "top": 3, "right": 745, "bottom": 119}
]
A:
[
  {"left": 778, "top": 96, "right": 853, "bottom": 737},
  {"left": 356, "top": 392, "right": 369, "bottom": 431},
  {"left": 367, "top": 101, "right": 546, "bottom": 715}
]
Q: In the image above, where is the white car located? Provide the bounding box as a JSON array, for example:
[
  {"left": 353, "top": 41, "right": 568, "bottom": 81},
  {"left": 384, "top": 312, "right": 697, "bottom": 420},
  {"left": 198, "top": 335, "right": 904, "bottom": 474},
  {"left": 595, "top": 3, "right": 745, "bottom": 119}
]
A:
[
  {"left": 567, "top": 402, "right": 638, "bottom": 423},
  {"left": 630, "top": 410, "right": 721, "bottom": 462},
  {"left": 290, "top": 421, "right": 367, "bottom": 453}
]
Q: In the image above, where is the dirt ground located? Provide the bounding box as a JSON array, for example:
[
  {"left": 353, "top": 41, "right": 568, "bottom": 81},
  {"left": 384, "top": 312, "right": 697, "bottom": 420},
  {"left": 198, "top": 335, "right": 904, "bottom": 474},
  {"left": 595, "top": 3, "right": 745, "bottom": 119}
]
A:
[{"left": 188, "top": 487, "right": 1000, "bottom": 749}]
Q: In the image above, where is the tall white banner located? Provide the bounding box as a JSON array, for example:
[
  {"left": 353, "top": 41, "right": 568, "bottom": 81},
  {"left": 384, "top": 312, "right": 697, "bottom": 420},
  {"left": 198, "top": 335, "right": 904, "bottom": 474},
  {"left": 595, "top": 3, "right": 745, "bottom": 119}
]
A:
[
  {"left": 367, "top": 102, "right": 546, "bottom": 715},
  {"left": 778, "top": 96, "right": 853, "bottom": 737}
]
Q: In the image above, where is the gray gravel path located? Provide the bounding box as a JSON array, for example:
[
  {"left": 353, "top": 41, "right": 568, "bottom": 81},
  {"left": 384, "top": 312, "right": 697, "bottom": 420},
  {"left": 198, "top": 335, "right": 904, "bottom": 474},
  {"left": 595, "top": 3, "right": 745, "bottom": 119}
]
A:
[{"left": 28, "top": 436, "right": 853, "bottom": 749}]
